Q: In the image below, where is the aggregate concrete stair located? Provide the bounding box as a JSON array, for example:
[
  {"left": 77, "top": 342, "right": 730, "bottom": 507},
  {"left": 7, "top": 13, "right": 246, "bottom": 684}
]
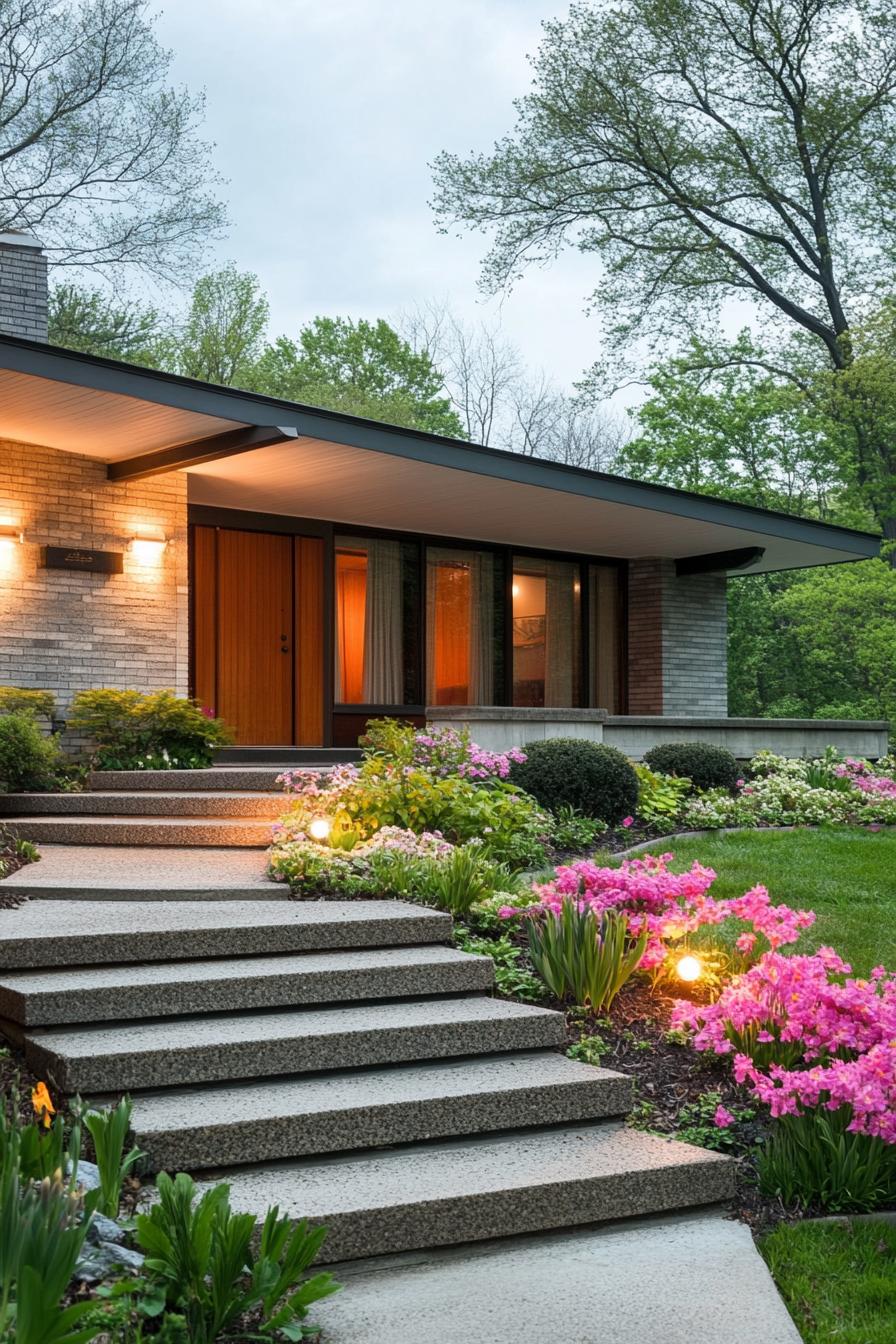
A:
[
  {"left": 129, "top": 1052, "right": 635, "bottom": 1169},
  {"left": 194, "top": 1123, "right": 734, "bottom": 1263},
  {"left": 24, "top": 996, "right": 565, "bottom": 1092},
  {"left": 88, "top": 767, "right": 308, "bottom": 791},
  {"left": 0, "top": 791, "right": 286, "bottom": 818},
  {"left": 0, "top": 945, "right": 494, "bottom": 1026},
  {"left": 0, "top": 845, "right": 276, "bottom": 901},
  {"left": 0, "top": 899, "right": 452, "bottom": 967},
  {"left": 0, "top": 889, "right": 737, "bottom": 1279},
  {"left": 2, "top": 815, "right": 274, "bottom": 847}
]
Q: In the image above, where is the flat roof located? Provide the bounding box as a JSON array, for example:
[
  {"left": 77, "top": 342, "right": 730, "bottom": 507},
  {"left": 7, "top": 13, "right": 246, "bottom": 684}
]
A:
[{"left": 0, "top": 332, "right": 880, "bottom": 575}]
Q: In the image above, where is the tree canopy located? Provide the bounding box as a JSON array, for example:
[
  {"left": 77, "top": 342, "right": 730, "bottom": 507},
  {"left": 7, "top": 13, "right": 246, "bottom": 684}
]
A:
[{"left": 0, "top": 0, "right": 225, "bottom": 279}]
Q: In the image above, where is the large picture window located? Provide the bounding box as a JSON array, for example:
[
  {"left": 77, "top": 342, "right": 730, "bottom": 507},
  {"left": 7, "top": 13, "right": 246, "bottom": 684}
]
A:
[
  {"left": 334, "top": 536, "right": 419, "bottom": 704},
  {"left": 425, "top": 547, "right": 501, "bottom": 705},
  {"left": 512, "top": 556, "right": 581, "bottom": 707}
]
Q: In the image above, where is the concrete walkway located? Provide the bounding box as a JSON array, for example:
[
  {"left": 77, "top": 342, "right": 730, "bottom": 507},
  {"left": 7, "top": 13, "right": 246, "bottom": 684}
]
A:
[
  {"left": 319, "top": 1211, "right": 801, "bottom": 1343},
  {"left": 0, "top": 844, "right": 275, "bottom": 899}
]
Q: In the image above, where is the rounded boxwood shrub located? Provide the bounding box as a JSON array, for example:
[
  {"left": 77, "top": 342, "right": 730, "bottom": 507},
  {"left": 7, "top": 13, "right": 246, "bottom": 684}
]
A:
[
  {"left": 509, "top": 738, "right": 639, "bottom": 824},
  {"left": 642, "top": 741, "right": 740, "bottom": 793},
  {"left": 0, "top": 712, "right": 69, "bottom": 792}
]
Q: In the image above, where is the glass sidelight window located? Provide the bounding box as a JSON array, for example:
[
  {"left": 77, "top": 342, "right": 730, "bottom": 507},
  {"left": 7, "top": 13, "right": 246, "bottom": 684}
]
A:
[
  {"left": 334, "top": 536, "right": 419, "bottom": 704},
  {"left": 425, "top": 547, "right": 502, "bottom": 705},
  {"left": 512, "top": 556, "right": 581, "bottom": 707},
  {"left": 588, "top": 564, "right": 624, "bottom": 713}
]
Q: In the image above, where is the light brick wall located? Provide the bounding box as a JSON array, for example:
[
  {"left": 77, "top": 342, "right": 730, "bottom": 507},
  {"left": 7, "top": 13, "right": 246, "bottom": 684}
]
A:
[
  {"left": 661, "top": 565, "right": 728, "bottom": 715},
  {"left": 627, "top": 558, "right": 728, "bottom": 715},
  {"left": 0, "top": 440, "right": 188, "bottom": 737},
  {"left": 0, "top": 233, "right": 48, "bottom": 341}
]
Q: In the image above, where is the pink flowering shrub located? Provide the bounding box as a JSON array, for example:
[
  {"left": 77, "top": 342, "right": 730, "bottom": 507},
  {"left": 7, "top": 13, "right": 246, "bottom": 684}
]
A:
[
  {"left": 673, "top": 941, "right": 896, "bottom": 1206},
  {"left": 504, "top": 853, "right": 814, "bottom": 971},
  {"left": 834, "top": 757, "right": 896, "bottom": 800},
  {"left": 410, "top": 727, "right": 527, "bottom": 780}
]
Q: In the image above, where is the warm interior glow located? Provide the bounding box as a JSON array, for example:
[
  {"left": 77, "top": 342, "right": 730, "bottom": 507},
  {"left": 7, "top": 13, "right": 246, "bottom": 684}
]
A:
[
  {"left": 512, "top": 571, "right": 547, "bottom": 706},
  {"left": 511, "top": 582, "right": 520, "bottom": 597},
  {"left": 335, "top": 548, "right": 367, "bottom": 702},
  {"left": 0, "top": 522, "right": 22, "bottom": 572},
  {"left": 431, "top": 561, "right": 471, "bottom": 705},
  {"left": 308, "top": 817, "right": 332, "bottom": 841},
  {"left": 676, "top": 954, "right": 703, "bottom": 983}
]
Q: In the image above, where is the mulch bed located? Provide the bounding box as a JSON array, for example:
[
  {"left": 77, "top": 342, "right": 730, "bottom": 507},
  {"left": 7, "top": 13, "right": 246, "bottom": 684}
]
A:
[{"left": 0, "top": 826, "right": 34, "bottom": 908}]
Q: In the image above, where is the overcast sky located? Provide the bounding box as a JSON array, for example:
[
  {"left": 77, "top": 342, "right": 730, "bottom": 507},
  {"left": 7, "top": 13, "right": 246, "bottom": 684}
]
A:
[{"left": 153, "top": 0, "right": 616, "bottom": 399}]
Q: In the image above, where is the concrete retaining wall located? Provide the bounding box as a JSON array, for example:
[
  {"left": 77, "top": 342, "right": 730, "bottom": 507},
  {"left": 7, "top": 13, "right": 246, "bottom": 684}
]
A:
[{"left": 427, "top": 707, "right": 890, "bottom": 760}]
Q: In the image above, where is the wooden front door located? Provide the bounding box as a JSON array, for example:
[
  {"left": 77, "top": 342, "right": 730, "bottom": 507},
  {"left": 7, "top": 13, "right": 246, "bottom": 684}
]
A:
[{"left": 192, "top": 525, "right": 325, "bottom": 746}]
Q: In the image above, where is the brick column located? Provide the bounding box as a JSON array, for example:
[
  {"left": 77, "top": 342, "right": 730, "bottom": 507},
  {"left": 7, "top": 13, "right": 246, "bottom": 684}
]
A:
[{"left": 627, "top": 558, "right": 729, "bottom": 716}]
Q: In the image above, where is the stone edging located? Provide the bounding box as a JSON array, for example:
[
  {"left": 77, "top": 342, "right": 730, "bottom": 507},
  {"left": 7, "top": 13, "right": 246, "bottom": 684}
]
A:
[{"left": 612, "top": 823, "right": 896, "bottom": 859}]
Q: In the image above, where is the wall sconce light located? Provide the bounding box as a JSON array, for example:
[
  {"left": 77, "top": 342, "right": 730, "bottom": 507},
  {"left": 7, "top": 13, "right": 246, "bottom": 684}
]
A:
[
  {"left": 0, "top": 522, "right": 23, "bottom": 546},
  {"left": 129, "top": 528, "right": 168, "bottom": 564}
]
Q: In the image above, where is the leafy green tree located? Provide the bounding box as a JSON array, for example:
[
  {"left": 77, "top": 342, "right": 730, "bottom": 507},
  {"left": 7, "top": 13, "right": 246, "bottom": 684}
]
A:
[
  {"left": 432, "top": 0, "right": 896, "bottom": 544},
  {"left": 175, "top": 265, "right": 269, "bottom": 386},
  {"left": 250, "top": 317, "right": 465, "bottom": 436},
  {"left": 0, "top": 0, "right": 224, "bottom": 279},
  {"left": 48, "top": 283, "right": 169, "bottom": 365},
  {"left": 730, "top": 561, "right": 896, "bottom": 722}
]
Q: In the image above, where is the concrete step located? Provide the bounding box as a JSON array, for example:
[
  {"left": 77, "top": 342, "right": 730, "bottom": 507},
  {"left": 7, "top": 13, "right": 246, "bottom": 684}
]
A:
[
  {"left": 0, "top": 792, "right": 286, "bottom": 819},
  {"left": 0, "top": 945, "right": 494, "bottom": 1026},
  {"left": 3, "top": 816, "right": 274, "bottom": 847},
  {"left": 0, "top": 899, "right": 452, "bottom": 969},
  {"left": 132, "top": 1053, "right": 634, "bottom": 1170},
  {"left": 88, "top": 768, "right": 308, "bottom": 792},
  {"left": 194, "top": 1122, "right": 735, "bottom": 1263},
  {"left": 216, "top": 747, "right": 362, "bottom": 765},
  {"left": 24, "top": 996, "right": 565, "bottom": 1093},
  {"left": 0, "top": 845, "right": 276, "bottom": 901}
]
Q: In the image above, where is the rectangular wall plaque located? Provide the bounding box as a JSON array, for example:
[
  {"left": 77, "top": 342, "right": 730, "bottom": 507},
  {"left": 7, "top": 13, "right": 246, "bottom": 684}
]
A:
[{"left": 40, "top": 546, "right": 124, "bottom": 574}]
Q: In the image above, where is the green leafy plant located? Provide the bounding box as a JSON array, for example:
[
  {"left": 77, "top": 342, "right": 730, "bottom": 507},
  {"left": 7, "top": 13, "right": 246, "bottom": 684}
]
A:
[
  {"left": 550, "top": 804, "right": 603, "bottom": 851},
  {"left": 70, "top": 690, "right": 234, "bottom": 771},
  {"left": 674, "top": 1090, "right": 755, "bottom": 1153},
  {"left": 526, "top": 901, "right": 649, "bottom": 1011},
  {"left": 415, "top": 843, "right": 521, "bottom": 915},
  {"left": 0, "top": 688, "right": 56, "bottom": 719},
  {"left": 133, "top": 1172, "right": 339, "bottom": 1342},
  {"left": 757, "top": 1108, "right": 896, "bottom": 1213},
  {"left": 454, "top": 925, "right": 547, "bottom": 1002},
  {"left": 0, "top": 713, "right": 72, "bottom": 793},
  {"left": 566, "top": 1034, "right": 611, "bottom": 1066},
  {"left": 82, "top": 1097, "right": 144, "bottom": 1219},
  {"left": 509, "top": 738, "right": 639, "bottom": 824},
  {"left": 643, "top": 741, "right": 740, "bottom": 794},
  {"left": 634, "top": 764, "right": 691, "bottom": 825}
]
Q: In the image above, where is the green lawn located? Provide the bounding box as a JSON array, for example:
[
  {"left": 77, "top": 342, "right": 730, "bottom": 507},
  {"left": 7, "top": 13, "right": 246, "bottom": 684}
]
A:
[
  {"left": 601, "top": 827, "right": 896, "bottom": 975},
  {"left": 761, "top": 1220, "right": 896, "bottom": 1343}
]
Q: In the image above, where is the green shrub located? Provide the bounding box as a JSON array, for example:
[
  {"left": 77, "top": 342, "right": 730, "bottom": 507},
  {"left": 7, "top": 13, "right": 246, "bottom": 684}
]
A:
[
  {"left": 526, "top": 901, "right": 648, "bottom": 1011},
  {"left": 758, "top": 1109, "right": 896, "bottom": 1212},
  {"left": 509, "top": 738, "right": 639, "bottom": 824},
  {"left": 634, "top": 763, "right": 691, "bottom": 825},
  {"left": 550, "top": 804, "right": 603, "bottom": 851},
  {"left": 0, "top": 687, "right": 56, "bottom": 718},
  {"left": 133, "top": 1172, "right": 339, "bottom": 1342},
  {"left": 0, "top": 713, "right": 70, "bottom": 792},
  {"left": 454, "top": 925, "right": 547, "bottom": 1002},
  {"left": 643, "top": 741, "right": 740, "bottom": 793},
  {"left": 70, "top": 689, "right": 234, "bottom": 770}
]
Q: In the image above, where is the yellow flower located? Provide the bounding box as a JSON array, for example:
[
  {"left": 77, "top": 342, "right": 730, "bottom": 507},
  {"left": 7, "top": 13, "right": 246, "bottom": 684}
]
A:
[{"left": 31, "top": 1080, "right": 56, "bottom": 1129}]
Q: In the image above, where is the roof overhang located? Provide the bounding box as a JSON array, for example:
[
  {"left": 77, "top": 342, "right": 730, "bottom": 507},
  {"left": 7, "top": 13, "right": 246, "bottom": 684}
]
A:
[{"left": 0, "top": 333, "right": 880, "bottom": 576}]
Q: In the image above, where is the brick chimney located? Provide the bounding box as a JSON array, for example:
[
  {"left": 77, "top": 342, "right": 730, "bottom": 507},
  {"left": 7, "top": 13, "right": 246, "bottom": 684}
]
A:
[{"left": 0, "top": 230, "right": 48, "bottom": 341}]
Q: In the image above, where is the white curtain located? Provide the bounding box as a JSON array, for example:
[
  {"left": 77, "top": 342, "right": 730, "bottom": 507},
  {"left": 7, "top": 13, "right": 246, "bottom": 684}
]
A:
[{"left": 363, "top": 539, "right": 403, "bottom": 703}]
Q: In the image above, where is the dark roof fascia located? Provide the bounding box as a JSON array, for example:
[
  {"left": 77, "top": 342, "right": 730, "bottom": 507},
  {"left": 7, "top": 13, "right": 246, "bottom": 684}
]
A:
[{"left": 0, "top": 332, "right": 880, "bottom": 560}]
